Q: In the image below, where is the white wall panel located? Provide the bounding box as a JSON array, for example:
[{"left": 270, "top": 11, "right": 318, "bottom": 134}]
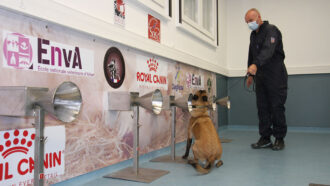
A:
[
  {"left": 226, "top": 0, "right": 330, "bottom": 76},
  {"left": 0, "top": 0, "right": 328, "bottom": 76},
  {"left": 0, "top": 0, "right": 228, "bottom": 75}
]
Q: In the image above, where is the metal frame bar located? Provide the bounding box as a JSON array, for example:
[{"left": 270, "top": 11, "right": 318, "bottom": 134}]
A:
[
  {"left": 133, "top": 105, "right": 139, "bottom": 174},
  {"left": 104, "top": 104, "right": 169, "bottom": 182},
  {"left": 149, "top": 105, "right": 186, "bottom": 163},
  {"left": 170, "top": 105, "right": 176, "bottom": 160},
  {"left": 33, "top": 105, "right": 45, "bottom": 186}
]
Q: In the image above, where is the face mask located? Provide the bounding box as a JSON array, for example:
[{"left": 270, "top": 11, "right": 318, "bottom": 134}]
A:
[{"left": 248, "top": 21, "right": 259, "bottom": 31}]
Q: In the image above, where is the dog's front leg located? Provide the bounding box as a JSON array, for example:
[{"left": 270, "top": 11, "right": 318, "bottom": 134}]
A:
[
  {"left": 182, "top": 118, "right": 194, "bottom": 159},
  {"left": 182, "top": 138, "right": 192, "bottom": 159}
]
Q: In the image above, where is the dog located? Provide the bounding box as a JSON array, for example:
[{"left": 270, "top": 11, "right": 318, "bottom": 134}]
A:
[{"left": 182, "top": 90, "right": 223, "bottom": 174}]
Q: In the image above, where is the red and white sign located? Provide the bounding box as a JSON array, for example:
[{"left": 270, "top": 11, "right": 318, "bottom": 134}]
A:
[
  {"left": 148, "top": 14, "right": 160, "bottom": 43},
  {"left": 114, "top": 0, "right": 125, "bottom": 26},
  {"left": 0, "top": 126, "right": 65, "bottom": 185},
  {"left": 2, "top": 30, "right": 94, "bottom": 77},
  {"left": 136, "top": 55, "right": 168, "bottom": 90}
]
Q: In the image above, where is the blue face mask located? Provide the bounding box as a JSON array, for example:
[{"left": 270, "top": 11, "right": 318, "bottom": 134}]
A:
[{"left": 248, "top": 21, "right": 259, "bottom": 31}]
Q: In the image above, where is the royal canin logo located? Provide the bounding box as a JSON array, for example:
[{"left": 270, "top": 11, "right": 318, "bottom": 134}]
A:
[
  {"left": 147, "top": 58, "right": 158, "bottom": 72},
  {"left": 0, "top": 130, "right": 34, "bottom": 159},
  {"left": 136, "top": 57, "right": 167, "bottom": 86}
]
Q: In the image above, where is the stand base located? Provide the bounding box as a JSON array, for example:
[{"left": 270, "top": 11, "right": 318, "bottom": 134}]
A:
[
  {"left": 150, "top": 155, "right": 187, "bottom": 163},
  {"left": 103, "top": 167, "right": 169, "bottom": 183}
]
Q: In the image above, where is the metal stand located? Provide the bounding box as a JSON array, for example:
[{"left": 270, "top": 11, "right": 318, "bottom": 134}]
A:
[
  {"left": 104, "top": 106, "right": 169, "bottom": 183},
  {"left": 34, "top": 106, "right": 45, "bottom": 186},
  {"left": 0, "top": 82, "right": 82, "bottom": 186},
  {"left": 133, "top": 105, "right": 139, "bottom": 173},
  {"left": 150, "top": 106, "right": 186, "bottom": 163},
  {"left": 170, "top": 106, "right": 176, "bottom": 160}
]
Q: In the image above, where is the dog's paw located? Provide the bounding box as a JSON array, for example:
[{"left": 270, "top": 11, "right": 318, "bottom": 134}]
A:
[
  {"left": 216, "top": 160, "right": 223, "bottom": 168},
  {"left": 182, "top": 155, "right": 188, "bottom": 159},
  {"left": 187, "top": 160, "right": 195, "bottom": 164}
]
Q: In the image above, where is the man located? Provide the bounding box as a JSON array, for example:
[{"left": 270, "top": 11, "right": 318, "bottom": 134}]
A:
[{"left": 245, "top": 8, "right": 288, "bottom": 150}]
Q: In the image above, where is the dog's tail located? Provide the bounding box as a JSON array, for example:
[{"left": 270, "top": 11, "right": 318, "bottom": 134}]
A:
[{"left": 190, "top": 158, "right": 215, "bottom": 174}]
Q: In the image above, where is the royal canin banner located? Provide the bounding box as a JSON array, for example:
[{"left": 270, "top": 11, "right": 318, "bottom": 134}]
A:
[
  {"left": 0, "top": 126, "right": 65, "bottom": 186},
  {"left": 2, "top": 30, "right": 94, "bottom": 77},
  {"left": 136, "top": 55, "right": 168, "bottom": 90}
]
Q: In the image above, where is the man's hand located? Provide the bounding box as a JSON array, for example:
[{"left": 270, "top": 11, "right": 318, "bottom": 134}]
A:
[
  {"left": 246, "top": 75, "right": 254, "bottom": 88},
  {"left": 248, "top": 64, "right": 257, "bottom": 75}
]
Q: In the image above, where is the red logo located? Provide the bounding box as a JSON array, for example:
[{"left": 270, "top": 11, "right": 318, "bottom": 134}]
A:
[
  {"left": 147, "top": 58, "right": 158, "bottom": 72},
  {"left": 136, "top": 57, "right": 167, "bottom": 86},
  {"left": 0, "top": 130, "right": 35, "bottom": 159},
  {"left": 148, "top": 14, "right": 161, "bottom": 43}
]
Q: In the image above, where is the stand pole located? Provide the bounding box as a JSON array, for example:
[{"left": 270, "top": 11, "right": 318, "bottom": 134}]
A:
[
  {"left": 103, "top": 105, "right": 169, "bottom": 183},
  {"left": 170, "top": 106, "right": 176, "bottom": 160},
  {"left": 149, "top": 105, "right": 185, "bottom": 163},
  {"left": 34, "top": 105, "right": 45, "bottom": 186},
  {"left": 133, "top": 105, "right": 139, "bottom": 175}
]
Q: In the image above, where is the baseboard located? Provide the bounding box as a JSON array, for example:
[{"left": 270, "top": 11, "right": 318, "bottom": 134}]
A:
[{"left": 226, "top": 65, "right": 330, "bottom": 77}]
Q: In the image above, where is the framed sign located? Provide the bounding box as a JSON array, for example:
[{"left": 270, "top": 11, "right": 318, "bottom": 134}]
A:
[
  {"left": 148, "top": 14, "right": 161, "bottom": 43},
  {"left": 103, "top": 47, "right": 125, "bottom": 89}
]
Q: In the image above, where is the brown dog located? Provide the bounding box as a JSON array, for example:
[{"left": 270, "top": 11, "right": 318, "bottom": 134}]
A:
[{"left": 182, "top": 90, "right": 223, "bottom": 174}]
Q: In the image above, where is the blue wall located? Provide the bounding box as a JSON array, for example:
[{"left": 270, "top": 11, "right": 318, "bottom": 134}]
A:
[
  {"left": 216, "top": 74, "right": 228, "bottom": 127},
  {"left": 217, "top": 73, "right": 330, "bottom": 128}
]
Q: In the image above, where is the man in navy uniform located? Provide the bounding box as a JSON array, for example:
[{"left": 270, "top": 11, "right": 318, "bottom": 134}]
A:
[{"left": 245, "top": 8, "right": 288, "bottom": 150}]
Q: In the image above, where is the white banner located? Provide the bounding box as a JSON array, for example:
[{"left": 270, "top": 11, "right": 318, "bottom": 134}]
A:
[
  {"left": 0, "top": 126, "right": 65, "bottom": 186},
  {"left": 2, "top": 30, "right": 94, "bottom": 77},
  {"left": 136, "top": 55, "right": 168, "bottom": 90}
]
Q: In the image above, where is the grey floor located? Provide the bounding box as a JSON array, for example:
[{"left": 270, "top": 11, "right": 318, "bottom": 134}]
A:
[{"left": 54, "top": 127, "right": 330, "bottom": 186}]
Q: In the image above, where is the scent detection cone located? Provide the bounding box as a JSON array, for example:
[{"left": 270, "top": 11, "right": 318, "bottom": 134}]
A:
[
  {"left": 35, "top": 81, "right": 83, "bottom": 123},
  {"left": 0, "top": 81, "right": 82, "bottom": 123},
  {"left": 169, "top": 94, "right": 192, "bottom": 111},
  {"left": 211, "top": 96, "right": 230, "bottom": 110},
  {"left": 131, "top": 89, "right": 163, "bottom": 114}
]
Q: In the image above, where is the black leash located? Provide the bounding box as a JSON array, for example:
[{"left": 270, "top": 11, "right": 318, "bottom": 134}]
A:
[{"left": 228, "top": 73, "right": 255, "bottom": 93}]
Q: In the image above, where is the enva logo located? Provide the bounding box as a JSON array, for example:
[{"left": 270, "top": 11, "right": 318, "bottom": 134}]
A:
[
  {"left": 0, "top": 130, "right": 35, "bottom": 159},
  {"left": 3, "top": 33, "right": 33, "bottom": 69}
]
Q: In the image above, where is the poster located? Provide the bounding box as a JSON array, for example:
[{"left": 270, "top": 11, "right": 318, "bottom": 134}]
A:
[
  {"left": 148, "top": 14, "right": 161, "bottom": 43},
  {"left": 114, "top": 0, "right": 125, "bottom": 26},
  {"left": 2, "top": 31, "right": 94, "bottom": 77}
]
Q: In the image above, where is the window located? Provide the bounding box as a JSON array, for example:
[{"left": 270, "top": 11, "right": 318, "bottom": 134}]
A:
[
  {"left": 136, "top": 0, "right": 172, "bottom": 19},
  {"left": 184, "top": 0, "right": 197, "bottom": 22},
  {"left": 202, "top": 0, "right": 213, "bottom": 33},
  {"left": 179, "top": 0, "right": 218, "bottom": 46},
  {"left": 152, "top": 0, "right": 166, "bottom": 8}
]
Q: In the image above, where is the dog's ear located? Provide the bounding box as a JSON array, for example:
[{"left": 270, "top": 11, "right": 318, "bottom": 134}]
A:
[
  {"left": 193, "top": 94, "right": 199, "bottom": 101},
  {"left": 202, "top": 96, "right": 208, "bottom": 102}
]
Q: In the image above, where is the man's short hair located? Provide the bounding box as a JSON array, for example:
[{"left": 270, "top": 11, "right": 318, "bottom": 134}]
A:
[{"left": 247, "top": 8, "right": 261, "bottom": 17}]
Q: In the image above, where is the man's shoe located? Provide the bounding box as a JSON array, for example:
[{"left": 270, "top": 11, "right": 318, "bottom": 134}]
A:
[
  {"left": 251, "top": 137, "right": 273, "bottom": 149},
  {"left": 272, "top": 138, "right": 285, "bottom": 151}
]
